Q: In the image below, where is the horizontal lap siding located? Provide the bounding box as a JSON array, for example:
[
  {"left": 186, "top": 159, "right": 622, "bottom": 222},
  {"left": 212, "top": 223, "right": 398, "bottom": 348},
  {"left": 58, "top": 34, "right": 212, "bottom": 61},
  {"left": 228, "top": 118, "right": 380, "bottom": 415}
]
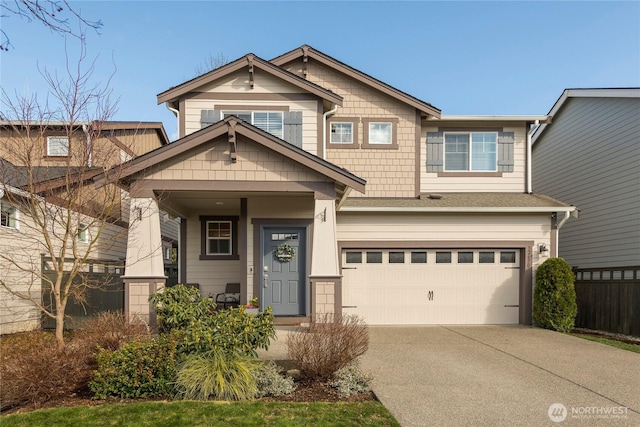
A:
[
  {"left": 421, "top": 124, "right": 527, "bottom": 193},
  {"left": 532, "top": 97, "right": 640, "bottom": 268}
]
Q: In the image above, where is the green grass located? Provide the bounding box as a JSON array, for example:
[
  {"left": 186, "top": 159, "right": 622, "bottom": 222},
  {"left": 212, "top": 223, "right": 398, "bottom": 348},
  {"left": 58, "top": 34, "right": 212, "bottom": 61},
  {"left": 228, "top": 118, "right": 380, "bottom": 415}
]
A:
[
  {"left": 570, "top": 333, "right": 640, "bottom": 353},
  {"left": 1, "top": 401, "right": 400, "bottom": 427}
]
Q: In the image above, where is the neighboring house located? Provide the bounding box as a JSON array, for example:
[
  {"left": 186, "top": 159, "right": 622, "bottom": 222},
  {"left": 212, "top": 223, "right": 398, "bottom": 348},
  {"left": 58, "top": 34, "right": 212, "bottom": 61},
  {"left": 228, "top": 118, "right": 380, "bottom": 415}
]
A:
[
  {"left": 109, "top": 45, "right": 575, "bottom": 326},
  {"left": 532, "top": 88, "right": 640, "bottom": 269},
  {"left": 0, "top": 121, "right": 175, "bottom": 334}
]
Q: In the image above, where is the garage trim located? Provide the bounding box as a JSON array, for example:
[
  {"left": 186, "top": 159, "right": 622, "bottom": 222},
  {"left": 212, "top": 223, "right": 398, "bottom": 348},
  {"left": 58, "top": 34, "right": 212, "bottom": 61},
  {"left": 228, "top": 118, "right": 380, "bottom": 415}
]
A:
[{"left": 338, "top": 240, "right": 534, "bottom": 324}]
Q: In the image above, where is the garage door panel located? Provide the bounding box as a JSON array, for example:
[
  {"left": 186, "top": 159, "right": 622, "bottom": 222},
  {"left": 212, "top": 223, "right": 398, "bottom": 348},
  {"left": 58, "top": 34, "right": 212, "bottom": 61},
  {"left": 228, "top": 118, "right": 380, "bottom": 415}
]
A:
[{"left": 342, "top": 249, "right": 520, "bottom": 325}]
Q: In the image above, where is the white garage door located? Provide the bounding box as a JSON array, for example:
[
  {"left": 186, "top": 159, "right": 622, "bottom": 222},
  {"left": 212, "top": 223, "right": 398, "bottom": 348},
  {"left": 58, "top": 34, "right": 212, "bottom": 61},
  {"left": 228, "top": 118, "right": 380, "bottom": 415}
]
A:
[{"left": 341, "top": 249, "right": 520, "bottom": 325}]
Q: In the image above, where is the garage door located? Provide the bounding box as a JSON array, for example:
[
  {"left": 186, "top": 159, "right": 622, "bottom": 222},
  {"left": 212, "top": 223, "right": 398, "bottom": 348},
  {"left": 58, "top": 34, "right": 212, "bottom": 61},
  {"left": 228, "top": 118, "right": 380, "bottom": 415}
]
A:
[{"left": 341, "top": 249, "right": 520, "bottom": 325}]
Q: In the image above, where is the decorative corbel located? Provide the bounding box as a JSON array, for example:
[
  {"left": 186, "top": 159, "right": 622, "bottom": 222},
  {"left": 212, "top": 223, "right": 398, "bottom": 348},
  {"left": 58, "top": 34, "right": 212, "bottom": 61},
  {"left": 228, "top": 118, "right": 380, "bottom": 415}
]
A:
[
  {"left": 227, "top": 120, "right": 238, "bottom": 163},
  {"left": 302, "top": 46, "right": 309, "bottom": 79},
  {"left": 247, "top": 55, "right": 255, "bottom": 89}
]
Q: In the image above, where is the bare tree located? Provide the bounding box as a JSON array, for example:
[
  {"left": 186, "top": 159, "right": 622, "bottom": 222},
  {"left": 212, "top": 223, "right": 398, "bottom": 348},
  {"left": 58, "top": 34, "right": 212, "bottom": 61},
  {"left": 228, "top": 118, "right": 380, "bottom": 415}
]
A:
[
  {"left": 1, "top": 0, "right": 102, "bottom": 51},
  {"left": 194, "top": 51, "right": 229, "bottom": 76},
  {"left": 0, "top": 40, "right": 129, "bottom": 349}
]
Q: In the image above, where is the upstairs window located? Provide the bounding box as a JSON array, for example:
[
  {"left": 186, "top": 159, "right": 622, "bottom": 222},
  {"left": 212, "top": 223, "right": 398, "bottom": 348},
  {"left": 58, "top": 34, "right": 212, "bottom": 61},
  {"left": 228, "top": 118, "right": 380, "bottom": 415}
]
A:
[
  {"left": 77, "top": 223, "right": 89, "bottom": 243},
  {"left": 330, "top": 122, "right": 353, "bottom": 144},
  {"left": 0, "top": 202, "right": 18, "bottom": 229},
  {"left": 368, "top": 122, "right": 392, "bottom": 144},
  {"left": 444, "top": 132, "right": 497, "bottom": 171},
  {"left": 223, "top": 111, "right": 283, "bottom": 139},
  {"left": 47, "top": 136, "right": 69, "bottom": 157}
]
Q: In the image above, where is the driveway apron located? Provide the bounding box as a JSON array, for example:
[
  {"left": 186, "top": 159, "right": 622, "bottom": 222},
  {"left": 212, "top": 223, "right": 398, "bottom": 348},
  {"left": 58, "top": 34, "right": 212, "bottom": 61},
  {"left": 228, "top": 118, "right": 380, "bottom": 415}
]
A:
[{"left": 360, "top": 326, "right": 640, "bottom": 426}]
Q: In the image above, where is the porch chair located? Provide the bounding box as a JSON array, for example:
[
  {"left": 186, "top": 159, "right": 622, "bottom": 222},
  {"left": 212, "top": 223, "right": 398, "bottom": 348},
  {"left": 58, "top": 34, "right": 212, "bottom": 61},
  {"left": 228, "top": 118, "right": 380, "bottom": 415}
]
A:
[{"left": 215, "top": 282, "right": 241, "bottom": 309}]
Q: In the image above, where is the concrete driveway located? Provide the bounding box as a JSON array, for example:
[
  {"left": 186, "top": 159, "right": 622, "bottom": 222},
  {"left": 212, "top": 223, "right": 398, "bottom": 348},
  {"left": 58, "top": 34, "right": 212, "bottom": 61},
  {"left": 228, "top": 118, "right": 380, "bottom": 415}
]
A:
[{"left": 360, "top": 326, "right": 640, "bottom": 426}]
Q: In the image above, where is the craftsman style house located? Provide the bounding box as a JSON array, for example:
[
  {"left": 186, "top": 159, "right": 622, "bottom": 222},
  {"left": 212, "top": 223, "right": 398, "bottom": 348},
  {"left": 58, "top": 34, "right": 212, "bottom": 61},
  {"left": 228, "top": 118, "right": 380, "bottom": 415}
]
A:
[{"left": 115, "top": 45, "right": 575, "bottom": 326}]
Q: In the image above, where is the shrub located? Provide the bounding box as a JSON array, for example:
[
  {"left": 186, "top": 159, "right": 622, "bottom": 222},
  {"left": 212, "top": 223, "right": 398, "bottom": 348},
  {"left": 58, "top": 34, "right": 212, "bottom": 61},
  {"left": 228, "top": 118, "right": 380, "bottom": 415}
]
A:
[
  {"left": 254, "top": 361, "right": 296, "bottom": 398},
  {"left": 89, "top": 336, "right": 178, "bottom": 399},
  {"left": 0, "top": 331, "right": 95, "bottom": 408},
  {"left": 533, "top": 257, "right": 578, "bottom": 332},
  {"left": 75, "top": 311, "right": 151, "bottom": 353},
  {"left": 175, "top": 350, "right": 259, "bottom": 401},
  {"left": 330, "top": 359, "right": 372, "bottom": 398},
  {"left": 149, "top": 284, "right": 216, "bottom": 333},
  {"left": 287, "top": 313, "right": 369, "bottom": 380},
  {"left": 149, "top": 284, "right": 276, "bottom": 357}
]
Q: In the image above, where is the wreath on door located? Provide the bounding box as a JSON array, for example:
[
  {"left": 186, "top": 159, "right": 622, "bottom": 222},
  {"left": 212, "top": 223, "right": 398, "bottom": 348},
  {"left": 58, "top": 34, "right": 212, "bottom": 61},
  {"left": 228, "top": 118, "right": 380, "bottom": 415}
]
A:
[{"left": 275, "top": 243, "right": 296, "bottom": 263}]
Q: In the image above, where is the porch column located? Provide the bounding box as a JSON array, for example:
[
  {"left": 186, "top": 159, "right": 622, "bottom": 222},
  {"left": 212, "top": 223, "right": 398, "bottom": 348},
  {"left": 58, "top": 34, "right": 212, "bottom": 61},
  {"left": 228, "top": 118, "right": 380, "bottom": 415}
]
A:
[
  {"left": 122, "top": 196, "right": 166, "bottom": 326},
  {"left": 309, "top": 198, "right": 342, "bottom": 316}
]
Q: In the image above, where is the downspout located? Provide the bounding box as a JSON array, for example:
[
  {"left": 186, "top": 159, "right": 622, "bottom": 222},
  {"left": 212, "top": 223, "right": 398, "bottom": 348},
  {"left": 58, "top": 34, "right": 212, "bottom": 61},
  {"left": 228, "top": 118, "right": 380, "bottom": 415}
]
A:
[
  {"left": 553, "top": 210, "right": 572, "bottom": 256},
  {"left": 322, "top": 104, "right": 338, "bottom": 159},
  {"left": 166, "top": 103, "right": 180, "bottom": 141},
  {"left": 526, "top": 120, "right": 539, "bottom": 194},
  {"left": 82, "top": 124, "right": 92, "bottom": 167}
]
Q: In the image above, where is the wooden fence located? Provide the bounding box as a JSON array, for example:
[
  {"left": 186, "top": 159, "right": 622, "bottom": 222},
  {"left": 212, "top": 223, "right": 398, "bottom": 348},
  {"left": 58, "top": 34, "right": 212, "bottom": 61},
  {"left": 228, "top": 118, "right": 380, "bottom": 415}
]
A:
[
  {"left": 41, "top": 256, "right": 125, "bottom": 330},
  {"left": 573, "top": 266, "right": 640, "bottom": 337}
]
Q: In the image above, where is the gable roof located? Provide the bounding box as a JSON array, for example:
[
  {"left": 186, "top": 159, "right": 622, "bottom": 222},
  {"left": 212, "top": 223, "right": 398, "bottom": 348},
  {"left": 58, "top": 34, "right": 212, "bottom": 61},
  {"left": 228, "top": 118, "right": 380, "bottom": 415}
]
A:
[
  {"left": 532, "top": 87, "right": 640, "bottom": 143},
  {"left": 270, "top": 45, "right": 441, "bottom": 118},
  {"left": 157, "top": 53, "right": 343, "bottom": 106},
  {"left": 105, "top": 116, "right": 366, "bottom": 193}
]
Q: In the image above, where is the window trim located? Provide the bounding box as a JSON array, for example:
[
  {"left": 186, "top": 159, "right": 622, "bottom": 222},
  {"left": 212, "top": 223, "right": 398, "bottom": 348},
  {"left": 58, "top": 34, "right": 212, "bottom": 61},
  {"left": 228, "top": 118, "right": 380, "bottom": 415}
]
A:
[
  {"left": 362, "top": 118, "right": 399, "bottom": 149},
  {"left": 44, "top": 133, "right": 70, "bottom": 158},
  {"left": 0, "top": 201, "right": 19, "bottom": 230},
  {"left": 443, "top": 131, "right": 498, "bottom": 172},
  {"left": 199, "top": 215, "right": 239, "bottom": 260},
  {"left": 326, "top": 117, "right": 359, "bottom": 149},
  {"left": 77, "top": 223, "right": 89, "bottom": 243}
]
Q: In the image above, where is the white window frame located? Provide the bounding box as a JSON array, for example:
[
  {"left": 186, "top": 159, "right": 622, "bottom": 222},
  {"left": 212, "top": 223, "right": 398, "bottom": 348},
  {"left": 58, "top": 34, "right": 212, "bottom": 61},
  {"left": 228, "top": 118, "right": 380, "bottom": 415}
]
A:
[
  {"left": 206, "top": 220, "right": 233, "bottom": 256},
  {"left": 47, "top": 136, "right": 70, "bottom": 157},
  {"left": 77, "top": 223, "right": 89, "bottom": 243},
  {"left": 367, "top": 122, "right": 393, "bottom": 145},
  {"left": 0, "top": 201, "right": 19, "bottom": 230},
  {"left": 330, "top": 122, "right": 354, "bottom": 144},
  {"left": 223, "top": 111, "right": 283, "bottom": 139},
  {"left": 444, "top": 131, "right": 498, "bottom": 172}
]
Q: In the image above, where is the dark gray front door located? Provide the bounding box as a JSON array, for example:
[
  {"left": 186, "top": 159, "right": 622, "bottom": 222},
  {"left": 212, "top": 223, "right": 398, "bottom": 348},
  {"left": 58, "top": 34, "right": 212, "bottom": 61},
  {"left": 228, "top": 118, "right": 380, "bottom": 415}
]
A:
[{"left": 262, "top": 228, "right": 306, "bottom": 316}]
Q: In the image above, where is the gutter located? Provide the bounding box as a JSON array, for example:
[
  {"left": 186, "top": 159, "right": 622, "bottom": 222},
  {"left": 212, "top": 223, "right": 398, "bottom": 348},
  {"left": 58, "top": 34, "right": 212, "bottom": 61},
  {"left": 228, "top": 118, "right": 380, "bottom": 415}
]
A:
[
  {"left": 526, "top": 120, "right": 539, "bottom": 194},
  {"left": 166, "top": 103, "right": 180, "bottom": 140},
  {"left": 322, "top": 104, "right": 338, "bottom": 159}
]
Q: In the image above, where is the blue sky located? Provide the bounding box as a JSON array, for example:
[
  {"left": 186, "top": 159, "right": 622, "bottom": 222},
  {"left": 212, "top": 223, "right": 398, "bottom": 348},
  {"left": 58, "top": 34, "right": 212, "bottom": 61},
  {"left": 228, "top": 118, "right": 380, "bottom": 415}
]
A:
[{"left": 1, "top": 1, "right": 638, "bottom": 140}]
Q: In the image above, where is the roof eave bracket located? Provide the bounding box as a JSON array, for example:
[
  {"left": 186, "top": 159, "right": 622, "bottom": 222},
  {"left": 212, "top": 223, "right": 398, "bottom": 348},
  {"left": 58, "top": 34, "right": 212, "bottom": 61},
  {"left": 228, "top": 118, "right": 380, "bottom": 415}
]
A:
[
  {"left": 228, "top": 121, "right": 238, "bottom": 163},
  {"left": 302, "top": 46, "right": 309, "bottom": 79},
  {"left": 247, "top": 55, "right": 255, "bottom": 89}
]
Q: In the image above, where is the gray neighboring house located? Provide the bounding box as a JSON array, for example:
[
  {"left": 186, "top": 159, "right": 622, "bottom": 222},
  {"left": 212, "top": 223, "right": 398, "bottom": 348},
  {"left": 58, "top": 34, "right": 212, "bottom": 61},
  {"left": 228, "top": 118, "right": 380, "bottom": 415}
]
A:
[{"left": 532, "top": 88, "right": 640, "bottom": 269}]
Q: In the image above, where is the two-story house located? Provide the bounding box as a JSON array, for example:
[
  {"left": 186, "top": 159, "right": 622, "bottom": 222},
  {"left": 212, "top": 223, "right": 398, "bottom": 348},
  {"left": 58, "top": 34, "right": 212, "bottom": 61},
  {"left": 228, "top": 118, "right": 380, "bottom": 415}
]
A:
[
  {"left": 0, "top": 121, "right": 174, "bottom": 334},
  {"left": 113, "top": 45, "right": 575, "bottom": 326}
]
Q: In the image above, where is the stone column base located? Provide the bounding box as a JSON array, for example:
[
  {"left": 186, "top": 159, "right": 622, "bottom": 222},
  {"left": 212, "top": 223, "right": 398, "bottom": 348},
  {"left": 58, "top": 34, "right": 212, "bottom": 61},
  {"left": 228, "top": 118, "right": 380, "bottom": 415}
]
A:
[
  {"left": 123, "top": 276, "right": 166, "bottom": 328},
  {"left": 309, "top": 275, "right": 342, "bottom": 316}
]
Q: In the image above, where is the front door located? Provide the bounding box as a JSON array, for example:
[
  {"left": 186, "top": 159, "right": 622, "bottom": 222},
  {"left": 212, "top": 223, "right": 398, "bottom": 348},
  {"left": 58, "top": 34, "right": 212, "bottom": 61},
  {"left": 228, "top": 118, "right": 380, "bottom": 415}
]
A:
[{"left": 262, "top": 228, "right": 306, "bottom": 316}]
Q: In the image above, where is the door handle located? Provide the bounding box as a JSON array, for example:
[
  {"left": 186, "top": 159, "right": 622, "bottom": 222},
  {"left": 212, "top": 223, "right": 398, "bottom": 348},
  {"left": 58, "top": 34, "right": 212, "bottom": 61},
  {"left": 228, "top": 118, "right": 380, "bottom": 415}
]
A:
[{"left": 263, "top": 274, "right": 268, "bottom": 288}]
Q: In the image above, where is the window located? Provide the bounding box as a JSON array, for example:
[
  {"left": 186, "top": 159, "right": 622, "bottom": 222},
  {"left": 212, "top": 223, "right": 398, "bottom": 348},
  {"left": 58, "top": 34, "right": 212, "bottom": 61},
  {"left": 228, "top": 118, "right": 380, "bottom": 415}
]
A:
[
  {"left": 199, "top": 216, "right": 239, "bottom": 260},
  {"left": 500, "top": 251, "right": 516, "bottom": 263},
  {"left": 458, "top": 251, "right": 474, "bottom": 263},
  {"left": 77, "top": 224, "right": 89, "bottom": 243},
  {"left": 479, "top": 252, "right": 495, "bottom": 264},
  {"left": 436, "top": 252, "right": 452, "bottom": 263},
  {"left": 444, "top": 132, "right": 497, "bottom": 171},
  {"left": 0, "top": 202, "right": 18, "bottom": 229},
  {"left": 223, "top": 111, "right": 283, "bottom": 139},
  {"left": 330, "top": 123, "right": 353, "bottom": 144},
  {"left": 346, "top": 251, "right": 362, "bottom": 264},
  {"left": 389, "top": 251, "right": 405, "bottom": 263},
  {"left": 362, "top": 118, "right": 398, "bottom": 149},
  {"left": 411, "top": 251, "right": 427, "bottom": 263},
  {"left": 368, "top": 123, "right": 392, "bottom": 144},
  {"left": 366, "top": 251, "right": 383, "bottom": 263},
  {"left": 47, "top": 136, "right": 69, "bottom": 157}
]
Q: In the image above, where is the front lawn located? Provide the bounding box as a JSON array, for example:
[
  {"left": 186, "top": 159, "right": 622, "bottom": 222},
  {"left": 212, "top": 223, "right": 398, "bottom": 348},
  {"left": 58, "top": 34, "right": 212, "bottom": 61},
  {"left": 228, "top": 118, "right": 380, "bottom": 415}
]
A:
[
  {"left": 569, "top": 333, "right": 640, "bottom": 353},
  {"left": 1, "top": 400, "right": 399, "bottom": 427}
]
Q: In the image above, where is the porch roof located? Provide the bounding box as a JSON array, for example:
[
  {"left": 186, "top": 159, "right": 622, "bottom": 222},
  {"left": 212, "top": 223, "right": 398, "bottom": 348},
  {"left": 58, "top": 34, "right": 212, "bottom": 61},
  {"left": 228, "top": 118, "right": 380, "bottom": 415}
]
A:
[{"left": 340, "top": 193, "right": 576, "bottom": 213}]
